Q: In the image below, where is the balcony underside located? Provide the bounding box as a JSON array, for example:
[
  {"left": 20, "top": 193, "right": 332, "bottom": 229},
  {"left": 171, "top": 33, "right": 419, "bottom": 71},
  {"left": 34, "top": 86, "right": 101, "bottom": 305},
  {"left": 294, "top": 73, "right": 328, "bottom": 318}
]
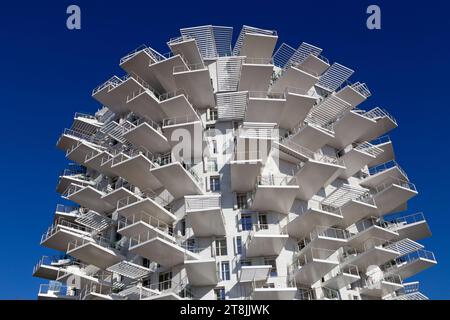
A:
[
  {"left": 251, "top": 185, "right": 299, "bottom": 214},
  {"left": 368, "top": 141, "right": 395, "bottom": 167},
  {"left": 244, "top": 97, "right": 285, "bottom": 123},
  {"left": 127, "top": 90, "right": 166, "bottom": 122},
  {"left": 93, "top": 78, "right": 141, "bottom": 115},
  {"left": 150, "top": 163, "right": 203, "bottom": 199},
  {"left": 339, "top": 149, "right": 376, "bottom": 179},
  {"left": 142, "top": 292, "right": 183, "bottom": 300},
  {"left": 302, "top": 55, "right": 330, "bottom": 76},
  {"left": 57, "top": 271, "right": 112, "bottom": 293},
  {"left": 395, "top": 221, "right": 432, "bottom": 241},
  {"left": 56, "top": 134, "right": 82, "bottom": 151},
  {"left": 286, "top": 208, "right": 344, "bottom": 239},
  {"left": 123, "top": 123, "right": 171, "bottom": 154},
  {"left": 239, "top": 265, "right": 271, "bottom": 283},
  {"left": 66, "top": 186, "right": 114, "bottom": 213},
  {"left": 67, "top": 242, "right": 124, "bottom": 269},
  {"left": 323, "top": 272, "right": 360, "bottom": 290},
  {"left": 372, "top": 184, "right": 418, "bottom": 216},
  {"left": 169, "top": 39, "right": 203, "bottom": 66},
  {"left": 56, "top": 176, "right": 92, "bottom": 194},
  {"left": 84, "top": 151, "right": 113, "bottom": 175},
  {"left": 111, "top": 155, "right": 162, "bottom": 191},
  {"left": 271, "top": 66, "right": 319, "bottom": 93},
  {"left": 293, "top": 260, "right": 339, "bottom": 286},
  {"left": 344, "top": 247, "right": 399, "bottom": 271},
  {"left": 328, "top": 111, "right": 377, "bottom": 150},
  {"left": 347, "top": 226, "right": 399, "bottom": 249},
  {"left": 338, "top": 200, "right": 379, "bottom": 228},
  {"left": 129, "top": 237, "right": 199, "bottom": 268},
  {"left": 149, "top": 55, "right": 185, "bottom": 92},
  {"left": 162, "top": 121, "right": 204, "bottom": 159},
  {"left": 361, "top": 167, "right": 408, "bottom": 189},
  {"left": 279, "top": 92, "right": 316, "bottom": 130},
  {"left": 120, "top": 50, "right": 165, "bottom": 93},
  {"left": 238, "top": 63, "right": 273, "bottom": 92},
  {"left": 41, "top": 228, "right": 91, "bottom": 252},
  {"left": 33, "top": 265, "right": 60, "bottom": 281},
  {"left": 184, "top": 259, "right": 219, "bottom": 286},
  {"left": 173, "top": 68, "right": 215, "bottom": 108},
  {"left": 240, "top": 33, "right": 278, "bottom": 59},
  {"left": 118, "top": 220, "right": 173, "bottom": 241},
  {"left": 246, "top": 234, "right": 288, "bottom": 257},
  {"left": 230, "top": 160, "right": 263, "bottom": 192},
  {"left": 67, "top": 142, "right": 103, "bottom": 166},
  {"left": 306, "top": 236, "right": 348, "bottom": 253},
  {"left": 358, "top": 117, "right": 398, "bottom": 143},
  {"left": 84, "top": 292, "right": 114, "bottom": 300},
  {"left": 187, "top": 208, "right": 226, "bottom": 237},
  {"left": 360, "top": 281, "right": 403, "bottom": 298},
  {"left": 295, "top": 161, "right": 345, "bottom": 200},
  {"left": 288, "top": 124, "right": 334, "bottom": 152},
  {"left": 335, "top": 85, "right": 367, "bottom": 108},
  {"left": 160, "top": 94, "right": 198, "bottom": 119},
  {"left": 395, "top": 258, "right": 437, "bottom": 279},
  {"left": 38, "top": 292, "right": 77, "bottom": 301},
  {"left": 117, "top": 198, "right": 176, "bottom": 224},
  {"left": 252, "top": 287, "right": 297, "bottom": 300}
]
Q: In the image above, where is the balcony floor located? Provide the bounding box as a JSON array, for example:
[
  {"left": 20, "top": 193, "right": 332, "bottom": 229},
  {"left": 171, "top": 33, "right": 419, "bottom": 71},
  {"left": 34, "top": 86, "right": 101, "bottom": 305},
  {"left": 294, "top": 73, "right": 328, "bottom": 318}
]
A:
[
  {"left": 293, "top": 259, "right": 339, "bottom": 286},
  {"left": 67, "top": 242, "right": 124, "bottom": 269},
  {"left": 279, "top": 92, "right": 316, "bottom": 130},
  {"left": 111, "top": 155, "right": 162, "bottom": 191},
  {"left": 184, "top": 259, "right": 219, "bottom": 286},
  {"left": 323, "top": 272, "right": 360, "bottom": 290},
  {"left": 251, "top": 185, "right": 299, "bottom": 214},
  {"left": 173, "top": 68, "right": 215, "bottom": 109},
  {"left": 123, "top": 123, "right": 171, "bottom": 154},
  {"left": 187, "top": 208, "right": 226, "bottom": 237},
  {"left": 230, "top": 160, "right": 263, "bottom": 192},
  {"left": 246, "top": 234, "right": 288, "bottom": 258},
  {"left": 271, "top": 66, "right": 319, "bottom": 93},
  {"left": 286, "top": 208, "right": 344, "bottom": 239},
  {"left": 239, "top": 265, "right": 271, "bottom": 283},
  {"left": 117, "top": 197, "right": 176, "bottom": 224}
]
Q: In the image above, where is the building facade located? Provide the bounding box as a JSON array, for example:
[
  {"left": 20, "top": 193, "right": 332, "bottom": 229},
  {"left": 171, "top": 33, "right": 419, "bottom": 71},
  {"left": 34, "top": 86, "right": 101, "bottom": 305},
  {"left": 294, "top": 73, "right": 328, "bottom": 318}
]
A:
[{"left": 33, "top": 25, "right": 436, "bottom": 300}]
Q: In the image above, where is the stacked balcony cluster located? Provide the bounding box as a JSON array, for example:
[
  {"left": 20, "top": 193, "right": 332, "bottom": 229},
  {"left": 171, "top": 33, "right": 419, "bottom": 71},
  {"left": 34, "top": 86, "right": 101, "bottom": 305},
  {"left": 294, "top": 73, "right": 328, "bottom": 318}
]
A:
[{"left": 33, "top": 25, "right": 435, "bottom": 301}]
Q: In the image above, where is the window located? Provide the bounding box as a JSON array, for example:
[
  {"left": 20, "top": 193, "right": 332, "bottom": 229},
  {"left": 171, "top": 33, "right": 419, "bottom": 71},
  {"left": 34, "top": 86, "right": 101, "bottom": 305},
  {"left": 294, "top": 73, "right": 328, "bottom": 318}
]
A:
[
  {"left": 236, "top": 236, "right": 242, "bottom": 255},
  {"left": 240, "top": 259, "right": 252, "bottom": 266},
  {"left": 212, "top": 140, "right": 218, "bottom": 154},
  {"left": 210, "top": 109, "right": 218, "bottom": 121},
  {"left": 236, "top": 193, "right": 248, "bottom": 209},
  {"left": 221, "top": 261, "right": 231, "bottom": 281},
  {"left": 214, "top": 287, "right": 226, "bottom": 300},
  {"left": 180, "top": 219, "right": 186, "bottom": 237},
  {"left": 158, "top": 272, "right": 172, "bottom": 291},
  {"left": 210, "top": 176, "right": 220, "bottom": 192},
  {"left": 241, "top": 214, "right": 252, "bottom": 231},
  {"left": 207, "top": 159, "right": 218, "bottom": 173},
  {"left": 264, "top": 257, "right": 277, "bottom": 277},
  {"left": 258, "top": 214, "right": 268, "bottom": 230},
  {"left": 187, "top": 238, "right": 196, "bottom": 251},
  {"left": 142, "top": 258, "right": 151, "bottom": 268},
  {"left": 215, "top": 238, "right": 227, "bottom": 256}
]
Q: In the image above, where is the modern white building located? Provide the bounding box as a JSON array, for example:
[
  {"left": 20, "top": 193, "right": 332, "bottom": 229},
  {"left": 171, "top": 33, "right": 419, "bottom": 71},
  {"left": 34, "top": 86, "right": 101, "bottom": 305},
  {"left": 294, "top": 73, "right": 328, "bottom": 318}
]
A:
[{"left": 33, "top": 25, "right": 436, "bottom": 300}]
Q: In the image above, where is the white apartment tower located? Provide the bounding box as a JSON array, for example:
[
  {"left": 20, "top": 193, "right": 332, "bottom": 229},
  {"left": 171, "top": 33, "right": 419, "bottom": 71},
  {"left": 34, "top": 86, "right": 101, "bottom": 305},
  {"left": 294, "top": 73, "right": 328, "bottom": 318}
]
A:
[{"left": 33, "top": 25, "right": 436, "bottom": 300}]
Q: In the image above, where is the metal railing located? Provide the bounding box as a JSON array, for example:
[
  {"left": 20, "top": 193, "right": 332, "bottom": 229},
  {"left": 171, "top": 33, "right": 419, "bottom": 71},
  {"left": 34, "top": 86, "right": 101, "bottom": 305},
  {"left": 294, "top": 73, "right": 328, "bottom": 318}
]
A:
[
  {"left": 38, "top": 283, "right": 78, "bottom": 298},
  {"left": 118, "top": 212, "right": 174, "bottom": 237},
  {"left": 185, "top": 195, "right": 221, "bottom": 211},
  {"left": 256, "top": 175, "right": 295, "bottom": 187},
  {"left": 248, "top": 91, "right": 285, "bottom": 100},
  {"left": 173, "top": 62, "right": 206, "bottom": 73},
  {"left": 387, "top": 212, "right": 426, "bottom": 228},
  {"left": 119, "top": 45, "right": 165, "bottom": 65},
  {"left": 372, "top": 176, "right": 417, "bottom": 194},
  {"left": 41, "top": 218, "right": 93, "bottom": 244},
  {"left": 370, "top": 135, "right": 391, "bottom": 146},
  {"left": 290, "top": 247, "right": 338, "bottom": 271},
  {"left": 162, "top": 114, "right": 201, "bottom": 127},
  {"left": 79, "top": 282, "right": 112, "bottom": 300},
  {"left": 117, "top": 188, "right": 172, "bottom": 211},
  {"left": 353, "top": 141, "right": 384, "bottom": 157},
  {"left": 363, "top": 237, "right": 399, "bottom": 253},
  {"left": 310, "top": 226, "right": 351, "bottom": 241},
  {"left": 55, "top": 204, "right": 80, "bottom": 214},
  {"left": 67, "top": 234, "right": 119, "bottom": 253},
  {"left": 321, "top": 287, "right": 340, "bottom": 300},
  {"left": 352, "top": 217, "right": 397, "bottom": 236},
  {"left": 364, "top": 107, "right": 397, "bottom": 125},
  {"left": 33, "top": 256, "right": 72, "bottom": 275},
  {"left": 363, "top": 274, "right": 402, "bottom": 288},
  {"left": 367, "top": 160, "right": 408, "bottom": 180},
  {"left": 327, "top": 264, "right": 360, "bottom": 280}
]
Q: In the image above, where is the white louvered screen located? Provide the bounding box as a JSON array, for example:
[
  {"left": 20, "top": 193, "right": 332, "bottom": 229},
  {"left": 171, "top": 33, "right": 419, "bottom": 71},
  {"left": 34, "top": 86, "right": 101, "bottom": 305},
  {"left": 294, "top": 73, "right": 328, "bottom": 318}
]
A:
[
  {"left": 272, "top": 43, "right": 297, "bottom": 69},
  {"left": 287, "top": 42, "right": 323, "bottom": 66},
  {"left": 317, "top": 63, "right": 354, "bottom": 92},
  {"left": 388, "top": 238, "right": 424, "bottom": 256},
  {"left": 306, "top": 94, "right": 352, "bottom": 128},
  {"left": 216, "top": 56, "right": 244, "bottom": 92},
  {"left": 180, "top": 25, "right": 233, "bottom": 59},
  {"left": 321, "top": 184, "right": 369, "bottom": 208},
  {"left": 233, "top": 25, "right": 277, "bottom": 56},
  {"left": 216, "top": 91, "right": 247, "bottom": 121}
]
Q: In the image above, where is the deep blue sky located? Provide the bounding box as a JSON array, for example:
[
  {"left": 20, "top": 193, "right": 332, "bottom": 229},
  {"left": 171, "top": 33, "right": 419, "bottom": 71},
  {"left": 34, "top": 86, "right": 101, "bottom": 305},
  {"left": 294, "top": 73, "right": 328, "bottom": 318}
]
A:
[{"left": 0, "top": 0, "right": 448, "bottom": 299}]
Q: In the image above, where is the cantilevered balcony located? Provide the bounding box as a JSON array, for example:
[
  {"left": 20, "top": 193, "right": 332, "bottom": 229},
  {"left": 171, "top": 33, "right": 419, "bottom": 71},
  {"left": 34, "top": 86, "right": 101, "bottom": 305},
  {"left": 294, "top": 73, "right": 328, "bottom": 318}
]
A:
[
  {"left": 141, "top": 277, "right": 193, "bottom": 300},
  {"left": 369, "top": 177, "right": 418, "bottom": 216},
  {"left": 173, "top": 63, "right": 215, "bottom": 108},
  {"left": 244, "top": 91, "right": 286, "bottom": 123},
  {"left": 56, "top": 167, "right": 92, "bottom": 194},
  {"left": 92, "top": 74, "right": 149, "bottom": 115},
  {"left": 322, "top": 264, "right": 361, "bottom": 290},
  {"left": 245, "top": 223, "right": 289, "bottom": 258},
  {"left": 185, "top": 195, "right": 226, "bottom": 236},
  {"left": 162, "top": 113, "right": 204, "bottom": 159},
  {"left": 120, "top": 118, "right": 171, "bottom": 154},
  {"left": 40, "top": 218, "right": 93, "bottom": 252},
  {"left": 346, "top": 217, "right": 399, "bottom": 249},
  {"left": 335, "top": 82, "right": 371, "bottom": 108},
  {"left": 338, "top": 142, "right": 384, "bottom": 179},
  {"left": 167, "top": 36, "right": 203, "bottom": 66},
  {"left": 125, "top": 85, "right": 166, "bottom": 122},
  {"left": 234, "top": 26, "right": 278, "bottom": 59},
  {"left": 359, "top": 274, "right": 403, "bottom": 298},
  {"left": 148, "top": 54, "right": 187, "bottom": 93},
  {"left": 107, "top": 260, "right": 156, "bottom": 280},
  {"left": 271, "top": 63, "right": 320, "bottom": 93},
  {"left": 66, "top": 236, "right": 124, "bottom": 269},
  {"left": 238, "top": 261, "right": 271, "bottom": 283},
  {"left": 79, "top": 282, "right": 117, "bottom": 300},
  {"left": 338, "top": 193, "right": 379, "bottom": 227},
  {"left": 278, "top": 87, "right": 317, "bottom": 130},
  {"left": 33, "top": 256, "right": 72, "bottom": 281},
  {"left": 341, "top": 238, "right": 401, "bottom": 272},
  {"left": 230, "top": 148, "right": 264, "bottom": 192},
  {"left": 285, "top": 120, "right": 334, "bottom": 153},
  {"left": 66, "top": 139, "right": 105, "bottom": 166},
  {"left": 119, "top": 45, "right": 167, "bottom": 93},
  {"left": 386, "top": 212, "right": 432, "bottom": 241},
  {"left": 384, "top": 249, "right": 437, "bottom": 280},
  {"left": 361, "top": 160, "right": 409, "bottom": 188},
  {"left": 356, "top": 107, "right": 398, "bottom": 142},
  {"left": 184, "top": 247, "right": 220, "bottom": 286},
  {"left": 62, "top": 183, "right": 114, "bottom": 214},
  {"left": 289, "top": 248, "right": 339, "bottom": 286},
  {"left": 250, "top": 175, "right": 299, "bottom": 214},
  {"left": 296, "top": 226, "right": 350, "bottom": 253},
  {"left": 251, "top": 276, "right": 297, "bottom": 300},
  {"left": 110, "top": 148, "right": 162, "bottom": 191},
  {"left": 54, "top": 204, "right": 82, "bottom": 221},
  {"left": 72, "top": 112, "right": 103, "bottom": 136},
  {"left": 389, "top": 282, "right": 429, "bottom": 300},
  {"left": 150, "top": 153, "right": 204, "bottom": 199},
  {"left": 368, "top": 136, "right": 395, "bottom": 167},
  {"left": 100, "top": 182, "right": 137, "bottom": 209},
  {"left": 116, "top": 189, "right": 176, "bottom": 224},
  {"left": 284, "top": 200, "right": 344, "bottom": 239},
  {"left": 238, "top": 58, "right": 274, "bottom": 92},
  {"left": 37, "top": 283, "right": 78, "bottom": 300},
  {"left": 128, "top": 231, "right": 200, "bottom": 269}
]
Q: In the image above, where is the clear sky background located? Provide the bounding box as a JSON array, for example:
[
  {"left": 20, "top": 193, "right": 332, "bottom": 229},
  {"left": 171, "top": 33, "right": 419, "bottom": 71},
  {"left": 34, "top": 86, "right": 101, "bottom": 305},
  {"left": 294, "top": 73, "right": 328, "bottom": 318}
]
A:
[{"left": 0, "top": 0, "right": 448, "bottom": 299}]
